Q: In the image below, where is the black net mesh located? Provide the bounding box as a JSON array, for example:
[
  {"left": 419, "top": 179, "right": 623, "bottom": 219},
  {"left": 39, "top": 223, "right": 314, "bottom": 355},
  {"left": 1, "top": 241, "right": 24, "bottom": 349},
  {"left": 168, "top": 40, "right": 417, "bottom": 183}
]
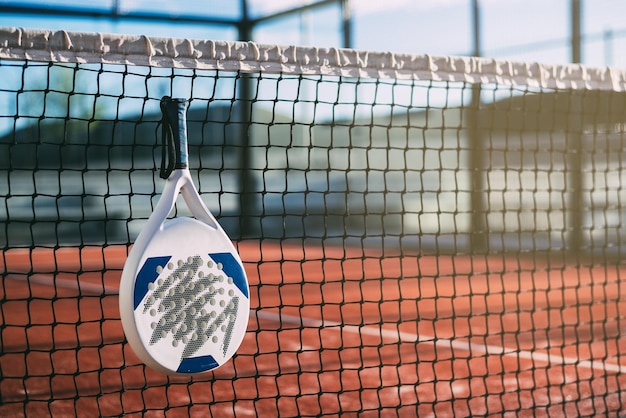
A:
[{"left": 1, "top": 47, "right": 626, "bottom": 416}]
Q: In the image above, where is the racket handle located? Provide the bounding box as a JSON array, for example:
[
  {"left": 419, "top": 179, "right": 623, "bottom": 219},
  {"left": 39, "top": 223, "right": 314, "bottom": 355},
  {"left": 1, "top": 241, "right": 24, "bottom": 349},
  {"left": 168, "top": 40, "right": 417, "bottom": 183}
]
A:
[{"left": 160, "top": 96, "right": 189, "bottom": 179}]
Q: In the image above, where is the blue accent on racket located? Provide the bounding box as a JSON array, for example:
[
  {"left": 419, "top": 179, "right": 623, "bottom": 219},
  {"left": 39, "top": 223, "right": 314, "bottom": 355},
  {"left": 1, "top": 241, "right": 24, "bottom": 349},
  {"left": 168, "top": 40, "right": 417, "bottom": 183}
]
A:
[
  {"left": 177, "top": 355, "right": 219, "bottom": 373},
  {"left": 134, "top": 256, "right": 171, "bottom": 310},
  {"left": 209, "top": 252, "right": 250, "bottom": 299}
]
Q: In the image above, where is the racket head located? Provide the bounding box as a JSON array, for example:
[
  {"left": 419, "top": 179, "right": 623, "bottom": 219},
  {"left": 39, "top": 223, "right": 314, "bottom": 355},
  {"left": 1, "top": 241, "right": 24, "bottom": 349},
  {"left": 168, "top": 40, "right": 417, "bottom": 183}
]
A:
[{"left": 120, "top": 215, "right": 250, "bottom": 375}]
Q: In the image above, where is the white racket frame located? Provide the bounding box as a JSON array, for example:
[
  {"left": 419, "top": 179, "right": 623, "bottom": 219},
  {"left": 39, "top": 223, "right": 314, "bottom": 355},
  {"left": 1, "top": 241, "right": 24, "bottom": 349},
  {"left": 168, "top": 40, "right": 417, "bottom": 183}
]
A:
[{"left": 120, "top": 98, "right": 248, "bottom": 375}]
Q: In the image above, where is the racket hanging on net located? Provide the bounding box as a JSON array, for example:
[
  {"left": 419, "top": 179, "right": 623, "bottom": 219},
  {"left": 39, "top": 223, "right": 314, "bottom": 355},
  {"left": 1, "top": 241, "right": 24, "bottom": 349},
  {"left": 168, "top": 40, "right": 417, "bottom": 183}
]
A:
[{"left": 119, "top": 96, "right": 250, "bottom": 375}]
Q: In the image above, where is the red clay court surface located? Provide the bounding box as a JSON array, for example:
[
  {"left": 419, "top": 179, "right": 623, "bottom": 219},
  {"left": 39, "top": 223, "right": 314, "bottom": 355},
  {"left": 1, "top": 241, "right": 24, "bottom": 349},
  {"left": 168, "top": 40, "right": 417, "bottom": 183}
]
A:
[{"left": 2, "top": 242, "right": 626, "bottom": 417}]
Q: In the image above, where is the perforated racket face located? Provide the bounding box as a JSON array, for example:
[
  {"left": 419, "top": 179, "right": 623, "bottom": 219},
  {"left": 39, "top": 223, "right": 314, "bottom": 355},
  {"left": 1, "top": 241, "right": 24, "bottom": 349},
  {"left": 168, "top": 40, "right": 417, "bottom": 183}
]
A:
[{"left": 125, "top": 217, "right": 249, "bottom": 374}]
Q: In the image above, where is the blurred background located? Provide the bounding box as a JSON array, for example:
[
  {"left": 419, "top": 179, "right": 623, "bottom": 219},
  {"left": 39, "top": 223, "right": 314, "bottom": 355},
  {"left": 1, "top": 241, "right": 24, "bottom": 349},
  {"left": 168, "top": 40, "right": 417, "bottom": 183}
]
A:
[
  {"left": 1, "top": 0, "right": 626, "bottom": 66},
  {"left": 2, "top": 0, "right": 626, "bottom": 251}
]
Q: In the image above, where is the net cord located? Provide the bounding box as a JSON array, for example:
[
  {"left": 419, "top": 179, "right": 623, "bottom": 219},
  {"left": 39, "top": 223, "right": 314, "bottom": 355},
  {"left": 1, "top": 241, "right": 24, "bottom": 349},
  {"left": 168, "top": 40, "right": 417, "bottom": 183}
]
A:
[{"left": 1, "top": 26, "right": 626, "bottom": 91}]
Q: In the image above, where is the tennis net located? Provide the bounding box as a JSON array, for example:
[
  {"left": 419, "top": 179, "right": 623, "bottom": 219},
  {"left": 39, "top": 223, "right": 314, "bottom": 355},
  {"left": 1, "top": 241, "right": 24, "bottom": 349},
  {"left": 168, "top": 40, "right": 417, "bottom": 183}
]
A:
[{"left": 1, "top": 26, "right": 626, "bottom": 416}]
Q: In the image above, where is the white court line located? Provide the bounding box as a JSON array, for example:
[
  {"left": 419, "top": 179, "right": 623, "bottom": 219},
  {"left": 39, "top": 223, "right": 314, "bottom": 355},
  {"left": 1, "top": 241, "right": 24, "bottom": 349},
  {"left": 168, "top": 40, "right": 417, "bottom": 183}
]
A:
[
  {"left": 10, "top": 274, "right": 626, "bottom": 374},
  {"left": 254, "top": 310, "right": 626, "bottom": 375},
  {"left": 5, "top": 274, "right": 119, "bottom": 296}
]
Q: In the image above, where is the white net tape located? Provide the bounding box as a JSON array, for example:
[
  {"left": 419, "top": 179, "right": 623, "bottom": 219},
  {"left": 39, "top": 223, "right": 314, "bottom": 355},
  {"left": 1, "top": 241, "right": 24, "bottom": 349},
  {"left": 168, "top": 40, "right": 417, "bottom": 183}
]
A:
[{"left": 2, "top": 26, "right": 626, "bottom": 90}]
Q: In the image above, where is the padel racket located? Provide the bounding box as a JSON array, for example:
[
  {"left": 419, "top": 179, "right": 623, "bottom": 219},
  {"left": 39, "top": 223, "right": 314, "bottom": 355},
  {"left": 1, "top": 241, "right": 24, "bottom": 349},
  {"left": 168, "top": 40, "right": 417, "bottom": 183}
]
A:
[{"left": 119, "top": 96, "right": 249, "bottom": 375}]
